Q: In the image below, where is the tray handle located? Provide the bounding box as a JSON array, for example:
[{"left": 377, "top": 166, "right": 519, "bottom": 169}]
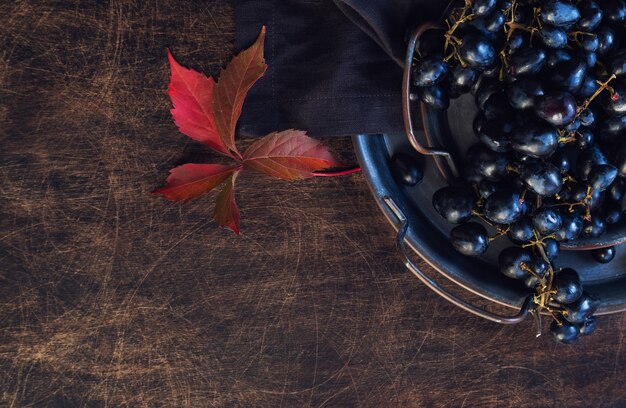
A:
[
  {"left": 384, "top": 195, "right": 534, "bottom": 324},
  {"left": 402, "top": 22, "right": 460, "bottom": 179}
]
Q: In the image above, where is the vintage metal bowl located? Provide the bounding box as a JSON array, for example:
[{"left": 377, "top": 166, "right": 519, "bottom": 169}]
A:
[
  {"left": 353, "top": 132, "right": 626, "bottom": 322},
  {"left": 351, "top": 25, "right": 626, "bottom": 323}
]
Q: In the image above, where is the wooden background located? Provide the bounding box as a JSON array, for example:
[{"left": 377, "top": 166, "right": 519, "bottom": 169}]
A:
[{"left": 2, "top": 1, "right": 626, "bottom": 407}]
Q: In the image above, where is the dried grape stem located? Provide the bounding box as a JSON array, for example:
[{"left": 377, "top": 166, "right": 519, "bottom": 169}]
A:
[
  {"left": 578, "top": 74, "right": 617, "bottom": 115},
  {"left": 444, "top": 1, "right": 474, "bottom": 53}
]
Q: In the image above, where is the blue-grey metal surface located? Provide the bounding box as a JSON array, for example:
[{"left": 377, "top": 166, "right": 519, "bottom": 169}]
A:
[{"left": 353, "top": 134, "right": 626, "bottom": 315}]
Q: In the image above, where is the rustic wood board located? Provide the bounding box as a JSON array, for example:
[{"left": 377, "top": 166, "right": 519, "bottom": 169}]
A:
[{"left": 1, "top": 1, "right": 626, "bottom": 406}]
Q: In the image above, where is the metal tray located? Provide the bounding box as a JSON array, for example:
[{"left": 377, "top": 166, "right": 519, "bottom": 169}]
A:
[
  {"left": 353, "top": 133, "right": 626, "bottom": 320},
  {"left": 409, "top": 22, "right": 626, "bottom": 250}
]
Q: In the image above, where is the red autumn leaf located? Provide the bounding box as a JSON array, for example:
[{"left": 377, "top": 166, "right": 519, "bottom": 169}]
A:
[
  {"left": 156, "top": 27, "right": 352, "bottom": 235},
  {"left": 243, "top": 130, "right": 342, "bottom": 180},
  {"left": 167, "top": 50, "right": 234, "bottom": 158},
  {"left": 152, "top": 163, "right": 237, "bottom": 202},
  {"left": 214, "top": 171, "right": 241, "bottom": 234},
  {"left": 213, "top": 26, "right": 267, "bottom": 158}
]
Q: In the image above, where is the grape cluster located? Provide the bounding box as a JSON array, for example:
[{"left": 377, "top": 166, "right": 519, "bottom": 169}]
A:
[{"left": 413, "top": 0, "right": 626, "bottom": 343}]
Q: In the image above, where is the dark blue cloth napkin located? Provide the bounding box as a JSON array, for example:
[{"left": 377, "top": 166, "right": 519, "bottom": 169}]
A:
[{"left": 234, "top": 0, "right": 447, "bottom": 137}]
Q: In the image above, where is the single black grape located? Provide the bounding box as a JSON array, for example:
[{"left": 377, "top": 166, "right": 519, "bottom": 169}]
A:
[
  {"left": 608, "top": 178, "right": 625, "bottom": 202},
  {"left": 508, "top": 217, "right": 534, "bottom": 244},
  {"left": 577, "top": 75, "right": 599, "bottom": 98},
  {"left": 596, "top": 26, "right": 618, "bottom": 57},
  {"left": 541, "top": 0, "right": 581, "bottom": 26},
  {"left": 460, "top": 34, "right": 496, "bottom": 69},
  {"left": 413, "top": 55, "right": 448, "bottom": 87},
  {"left": 509, "top": 48, "right": 546, "bottom": 77},
  {"left": 507, "top": 78, "right": 544, "bottom": 110},
  {"left": 592, "top": 246, "right": 616, "bottom": 263},
  {"left": 511, "top": 122, "right": 558, "bottom": 158},
  {"left": 579, "top": 316, "right": 597, "bottom": 335},
  {"left": 432, "top": 186, "right": 475, "bottom": 224},
  {"left": 449, "top": 65, "right": 479, "bottom": 95},
  {"left": 484, "top": 190, "right": 525, "bottom": 224},
  {"left": 554, "top": 212, "right": 583, "bottom": 241},
  {"left": 477, "top": 119, "right": 513, "bottom": 153},
  {"left": 551, "top": 319, "right": 581, "bottom": 343},
  {"left": 577, "top": 0, "right": 603, "bottom": 31},
  {"left": 520, "top": 161, "right": 563, "bottom": 196},
  {"left": 545, "top": 49, "right": 572, "bottom": 68},
  {"left": 417, "top": 84, "right": 450, "bottom": 110},
  {"left": 391, "top": 153, "right": 423, "bottom": 187},
  {"left": 450, "top": 222, "right": 489, "bottom": 256},
  {"left": 553, "top": 268, "right": 583, "bottom": 304},
  {"left": 475, "top": 79, "right": 504, "bottom": 110},
  {"left": 581, "top": 34, "right": 599, "bottom": 52},
  {"left": 551, "top": 148, "right": 570, "bottom": 174},
  {"left": 471, "top": 0, "right": 497, "bottom": 16},
  {"left": 534, "top": 91, "right": 577, "bottom": 127},
  {"left": 499, "top": 246, "right": 532, "bottom": 279},
  {"left": 602, "top": 87, "right": 626, "bottom": 116},
  {"left": 542, "top": 238, "right": 560, "bottom": 261},
  {"left": 609, "top": 49, "right": 626, "bottom": 77},
  {"left": 484, "top": 10, "right": 506, "bottom": 32},
  {"left": 539, "top": 26, "right": 568, "bottom": 49},
  {"left": 588, "top": 164, "right": 618, "bottom": 191},
  {"left": 582, "top": 215, "right": 607, "bottom": 238},
  {"left": 588, "top": 190, "right": 606, "bottom": 211},
  {"left": 533, "top": 208, "right": 562, "bottom": 235},
  {"left": 577, "top": 146, "right": 608, "bottom": 181},
  {"left": 601, "top": 115, "right": 626, "bottom": 136},
  {"left": 576, "top": 49, "right": 597, "bottom": 69},
  {"left": 467, "top": 143, "right": 510, "bottom": 180},
  {"left": 524, "top": 256, "right": 550, "bottom": 289},
  {"left": 564, "top": 292, "right": 600, "bottom": 324},
  {"left": 547, "top": 59, "right": 587, "bottom": 93}
]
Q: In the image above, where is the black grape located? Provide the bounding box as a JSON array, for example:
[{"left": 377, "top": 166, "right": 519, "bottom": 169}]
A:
[
  {"left": 534, "top": 91, "right": 577, "bottom": 127},
  {"left": 460, "top": 34, "right": 496, "bottom": 69},
  {"left": 541, "top": 0, "right": 581, "bottom": 27},
  {"left": 413, "top": 55, "right": 448, "bottom": 87},
  {"left": 592, "top": 246, "right": 616, "bottom": 263},
  {"left": 450, "top": 222, "right": 490, "bottom": 256},
  {"left": 433, "top": 186, "right": 475, "bottom": 224},
  {"left": 520, "top": 161, "right": 563, "bottom": 196}
]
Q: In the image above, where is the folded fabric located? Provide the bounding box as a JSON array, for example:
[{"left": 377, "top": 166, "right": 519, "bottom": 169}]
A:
[{"left": 234, "top": 0, "right": 447, "bottom": 137}]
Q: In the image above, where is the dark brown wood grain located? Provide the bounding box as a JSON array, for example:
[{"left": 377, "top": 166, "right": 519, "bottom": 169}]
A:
[{"left": 2, "top": 1, "right": 626, "bottom": 407}]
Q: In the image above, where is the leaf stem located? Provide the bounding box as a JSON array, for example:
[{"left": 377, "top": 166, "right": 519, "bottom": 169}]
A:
[{"left": 313, "top": 166, "right": 361, "bottom": 177}]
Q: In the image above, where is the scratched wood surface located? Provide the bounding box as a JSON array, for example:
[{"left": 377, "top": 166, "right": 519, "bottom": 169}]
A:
[{"left": 2, "top": 1, "right": 626, "bottom": 407}]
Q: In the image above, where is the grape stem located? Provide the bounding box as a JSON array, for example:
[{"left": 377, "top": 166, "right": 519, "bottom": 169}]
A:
[
  {"left": 488, "top": 226, "right": 510, "bottom": 241},
  {"left": 444, "top": 3, "right": 475, "bottom": 53},
  {"left": 549, "top": 185, "right": 593, "bottom": 219},
  {"left": 578, "top": 74, "right": 617, "bottom": 115}
]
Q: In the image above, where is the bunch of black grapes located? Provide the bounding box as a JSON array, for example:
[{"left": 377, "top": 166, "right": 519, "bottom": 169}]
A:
[{"left": 412, "top": 0, "right": 626, "bottom": 343}]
